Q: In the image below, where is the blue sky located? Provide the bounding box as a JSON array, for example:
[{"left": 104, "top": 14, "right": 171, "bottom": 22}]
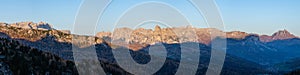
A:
[{"left": 0, "top": 0, "right": 299, "bottom": 36}]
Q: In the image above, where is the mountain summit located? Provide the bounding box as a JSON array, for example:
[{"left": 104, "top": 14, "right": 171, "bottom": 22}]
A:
[
  {"left": 272, "top": 29, "right": 296, "bottom": 40},
  {"left": 260, "top": 29, "right": 297, "bottom": 42},
  {"left": 154, "top": 25, "right": 161, "bottom": 31},
  {"left": 0, "top": 22, "right": 53, "bottom": 30}
]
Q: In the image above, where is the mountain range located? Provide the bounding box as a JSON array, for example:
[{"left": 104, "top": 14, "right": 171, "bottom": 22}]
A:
[
  {"left": 97, "top": 25, "right": 298, "bottom": 43},
  {"left": 0, "top": 22, "right": 299, "bottom": 75}
]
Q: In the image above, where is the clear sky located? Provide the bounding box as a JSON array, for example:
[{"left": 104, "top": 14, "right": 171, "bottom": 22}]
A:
[{"left": 0, "top": 0, "right": 299, "bottom": 36}]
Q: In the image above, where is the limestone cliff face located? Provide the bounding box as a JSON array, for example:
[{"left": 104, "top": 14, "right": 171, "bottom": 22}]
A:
[
  {"left": 96, "top": 26, "right": 299, "bottom": 50},
  {"left": 96, "top": 26, "right": 228, "bottom": 45},
  {"left": 1, "top": 22, "right": 71, "bottom": 34},
  {"left": 1, "top": 22, "right": 298, "bottom": 51},
  {"left": 226, "top": 31, "right": 249, "bottom": 39},
  {"left": 96, "top": 26, "right": 221, "bottom": 45},
  {"left": 8, "top": 21, "right": 53, "bottom": 30},
  {"left": 0, "top": 23, "right": 105, "bottom": 52}
]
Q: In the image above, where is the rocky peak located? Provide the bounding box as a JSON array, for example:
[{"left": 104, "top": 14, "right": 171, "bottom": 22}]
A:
[
  {"left": 36, "top": 21, "right": 53, "bottom": 30},
  {"left": 154, "top": 25, "right": 161, "bottom": 31},
  {"left": 272, "top": 29, "right": 294, "bottom": 37},
  {"left": 226, "top": 31, "right": 249, "bottom": 39},
  {"left": 7, "top": 21, "right": 54, "bottom": 30},
  {"left": 0, "top": 22, "right": 8, "bottom": 26},
  {"left": 260, "top": 29, "right": 297, "bottom": 42},
  {"left": 272, "top": 29, "right": 296, "bottom": 39}
]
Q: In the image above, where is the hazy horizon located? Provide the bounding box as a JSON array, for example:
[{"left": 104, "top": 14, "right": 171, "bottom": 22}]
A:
[{"left": 0, "top": 0, "right": 299, "bottom": 36}]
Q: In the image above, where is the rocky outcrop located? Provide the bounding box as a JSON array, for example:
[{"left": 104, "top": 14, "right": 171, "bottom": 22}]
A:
[
  {"left": 97, "top": 26, "right": 223, "bottom": 46},
  {"left": 0, "top": 25, "right": 70, "bottom": 42},
  {"left": 59, "top": 30, "right": 71, "bottom": 34},
  {"left": 226, "top": 31, "right": 249, "bottom": 39},
  {"left": 1, "top": 22, "right": 298, "bottom": 50},
  {"left": 97, "top": 25, "right": 233, "bottom": 46},
  {"left": 0, "top": 23, "right": 8, "bottom": 26},
  {"left": 8, "top": 22, "right": 53, "bottom": 30},
  {"left": 97, "top": 26, "right": 299, "bottom": 47},
  {"left": 272, "top": 29, "right": 297, "bottom": 40},
  {"left": 0, "top": 24, "right": 107, "bottom": 60},
  {"left": 260, "top": 29, "right": 297, "bottom": 42}
]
